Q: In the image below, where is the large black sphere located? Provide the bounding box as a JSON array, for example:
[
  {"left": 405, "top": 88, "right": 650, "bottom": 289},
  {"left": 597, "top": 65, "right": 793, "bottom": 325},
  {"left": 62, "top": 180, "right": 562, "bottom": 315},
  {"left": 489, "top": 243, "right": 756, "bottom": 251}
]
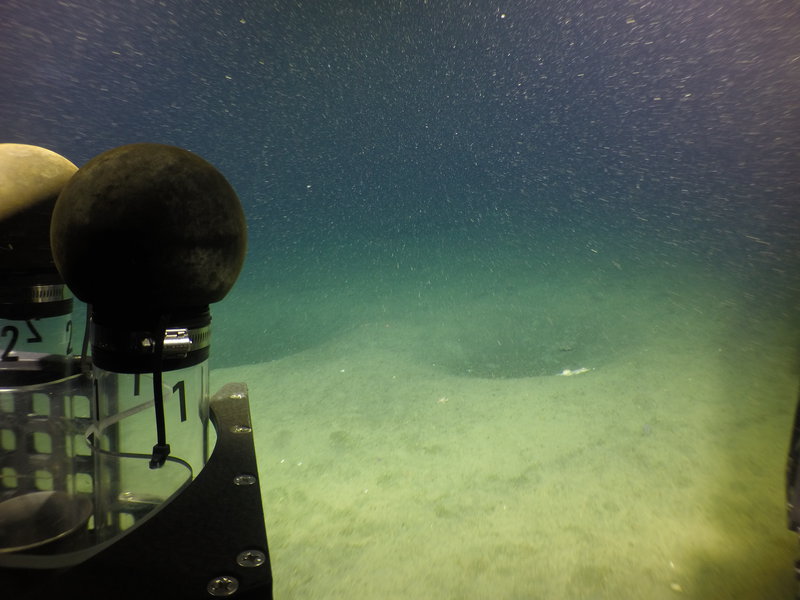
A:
[{"left": 50, "top": 143, "right": 247, "bottom": 312}]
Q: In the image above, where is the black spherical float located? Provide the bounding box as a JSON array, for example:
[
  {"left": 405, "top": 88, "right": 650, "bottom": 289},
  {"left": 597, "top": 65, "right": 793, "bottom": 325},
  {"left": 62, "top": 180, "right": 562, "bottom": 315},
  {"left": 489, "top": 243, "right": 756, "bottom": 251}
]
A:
[{"left": 51, "top": 143, "right": 246, "bottom": 316}]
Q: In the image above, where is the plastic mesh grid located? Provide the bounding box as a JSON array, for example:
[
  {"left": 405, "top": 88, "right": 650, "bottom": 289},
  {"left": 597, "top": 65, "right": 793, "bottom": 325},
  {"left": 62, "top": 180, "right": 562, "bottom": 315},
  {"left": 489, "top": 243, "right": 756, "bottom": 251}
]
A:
[{"left": 0, "top": 378, "right": 94, "bottom": 499}]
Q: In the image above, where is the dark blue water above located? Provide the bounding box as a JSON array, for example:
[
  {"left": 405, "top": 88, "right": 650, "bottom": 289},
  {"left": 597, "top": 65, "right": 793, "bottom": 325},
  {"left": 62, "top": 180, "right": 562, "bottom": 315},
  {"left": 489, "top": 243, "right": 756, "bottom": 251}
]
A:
[{"left": 2, "top": 0, "right": 798, "bottom": 292}]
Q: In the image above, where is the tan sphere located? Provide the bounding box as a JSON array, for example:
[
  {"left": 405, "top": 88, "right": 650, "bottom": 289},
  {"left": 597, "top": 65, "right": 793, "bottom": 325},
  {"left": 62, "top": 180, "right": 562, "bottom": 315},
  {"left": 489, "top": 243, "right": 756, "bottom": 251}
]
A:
[{"left": 0, "top": 143, "right": 77, "bottom": 272}]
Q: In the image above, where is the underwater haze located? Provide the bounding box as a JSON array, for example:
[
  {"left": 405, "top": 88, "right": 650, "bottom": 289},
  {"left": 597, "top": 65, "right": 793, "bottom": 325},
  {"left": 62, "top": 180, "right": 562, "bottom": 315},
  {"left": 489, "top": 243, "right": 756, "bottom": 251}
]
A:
[{"left": 2, "top": 0, "right": 800, "bottom": 598}]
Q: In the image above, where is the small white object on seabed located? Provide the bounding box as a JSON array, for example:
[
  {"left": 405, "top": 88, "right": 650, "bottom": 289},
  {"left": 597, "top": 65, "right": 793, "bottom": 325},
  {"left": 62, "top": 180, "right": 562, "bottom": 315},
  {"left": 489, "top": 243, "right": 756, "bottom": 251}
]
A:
[{"left": 557, "top": 367, "right": 591, "bottom": 376}]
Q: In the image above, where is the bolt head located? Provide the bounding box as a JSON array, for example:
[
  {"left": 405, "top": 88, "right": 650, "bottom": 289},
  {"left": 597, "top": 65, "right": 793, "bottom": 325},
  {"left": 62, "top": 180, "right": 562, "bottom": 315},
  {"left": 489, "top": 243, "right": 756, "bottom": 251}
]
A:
[
  {"left": 236, "top": 549, "right": 267, "bottom": 568},
  {"left": 207, "top": 575, "right": 239, "bottom": 597},
  {"left": 233, "top": 474, "right": 257, "bottom": 486}
]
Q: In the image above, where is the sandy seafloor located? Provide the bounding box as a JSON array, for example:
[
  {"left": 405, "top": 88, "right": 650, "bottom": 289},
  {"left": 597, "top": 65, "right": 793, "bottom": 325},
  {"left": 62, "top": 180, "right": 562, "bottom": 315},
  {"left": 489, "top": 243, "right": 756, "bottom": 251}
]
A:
[{"left": 211, "top": 225, "right": 799, "bottom": 599}]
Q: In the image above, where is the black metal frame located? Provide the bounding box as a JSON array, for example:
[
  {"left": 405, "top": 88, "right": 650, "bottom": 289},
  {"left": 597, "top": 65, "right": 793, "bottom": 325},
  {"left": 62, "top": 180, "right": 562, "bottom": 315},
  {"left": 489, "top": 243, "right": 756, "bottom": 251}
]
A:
[{"left": 1, "top": 382, "right": 273, "bottom": 600}]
